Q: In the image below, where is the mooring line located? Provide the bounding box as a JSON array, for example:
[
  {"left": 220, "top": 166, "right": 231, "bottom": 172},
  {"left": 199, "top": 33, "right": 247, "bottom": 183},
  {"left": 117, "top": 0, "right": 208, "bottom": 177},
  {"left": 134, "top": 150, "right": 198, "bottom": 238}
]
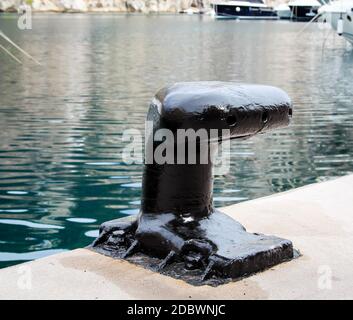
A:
[
  {"left": 296, "top": 12, "right": 323, "bottom": 38},
  {"left": 0, "top": 43, "right": 22, "bottom": 64},
  {"left": 0, "top": 31, "right": 41, "bottom": 65}
]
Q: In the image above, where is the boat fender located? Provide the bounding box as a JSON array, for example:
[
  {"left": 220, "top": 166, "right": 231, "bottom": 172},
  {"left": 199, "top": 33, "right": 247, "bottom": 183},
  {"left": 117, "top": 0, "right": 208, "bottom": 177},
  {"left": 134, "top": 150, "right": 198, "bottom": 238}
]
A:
[{"left": 337, "top": 18, "right": 344, "bottom": 36}]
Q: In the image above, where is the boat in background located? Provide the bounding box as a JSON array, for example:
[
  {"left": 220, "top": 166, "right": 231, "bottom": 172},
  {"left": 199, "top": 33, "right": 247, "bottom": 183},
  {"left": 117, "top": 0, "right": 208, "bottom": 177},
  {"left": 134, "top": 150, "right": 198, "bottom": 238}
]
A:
[
  {"left": 275, "top": 3, "right": 292, "bottom": 19},
  {"left": 211, "top": 0, "right": 278, "bottom": 19},
  {"left": 319, "top": 0, "right": 353, "bottom": 44},
  {"left": 288, "top": 0, "right": 321, "bottom": 21}
]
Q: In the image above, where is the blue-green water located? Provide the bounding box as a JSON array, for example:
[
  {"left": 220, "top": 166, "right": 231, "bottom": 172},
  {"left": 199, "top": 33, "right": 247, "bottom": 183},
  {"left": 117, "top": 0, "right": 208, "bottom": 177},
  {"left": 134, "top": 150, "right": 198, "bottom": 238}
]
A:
[{"left": 0, "top": 14, "right": 353, "bottom": 269}]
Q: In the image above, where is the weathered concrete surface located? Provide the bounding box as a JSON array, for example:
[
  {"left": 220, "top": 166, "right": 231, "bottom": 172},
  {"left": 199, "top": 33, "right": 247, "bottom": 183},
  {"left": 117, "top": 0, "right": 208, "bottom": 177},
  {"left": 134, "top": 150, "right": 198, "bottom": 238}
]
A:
[{"left": 1, "top": 174, "right": 353, "bottom": 299}]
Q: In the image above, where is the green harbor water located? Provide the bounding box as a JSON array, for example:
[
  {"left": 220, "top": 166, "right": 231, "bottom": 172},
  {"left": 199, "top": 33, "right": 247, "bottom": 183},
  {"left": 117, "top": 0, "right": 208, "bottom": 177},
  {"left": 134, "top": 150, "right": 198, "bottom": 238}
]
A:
[{"left": 0, "top": 14, "right": 353, "bottom": 269}]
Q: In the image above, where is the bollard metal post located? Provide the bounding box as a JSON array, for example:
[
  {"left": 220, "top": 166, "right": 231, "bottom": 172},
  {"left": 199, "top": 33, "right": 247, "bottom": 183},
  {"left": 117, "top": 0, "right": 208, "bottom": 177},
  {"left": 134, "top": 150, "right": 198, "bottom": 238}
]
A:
[{"left": 92, "top": 82, "right": 295, "bottom": 285}]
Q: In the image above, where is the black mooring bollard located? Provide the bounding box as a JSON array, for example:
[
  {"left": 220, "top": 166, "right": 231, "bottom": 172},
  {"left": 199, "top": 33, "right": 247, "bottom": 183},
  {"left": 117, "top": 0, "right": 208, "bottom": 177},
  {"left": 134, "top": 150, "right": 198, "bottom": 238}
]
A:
[{"left": 92, "top": 82, "right": 294, "bottom": 285}]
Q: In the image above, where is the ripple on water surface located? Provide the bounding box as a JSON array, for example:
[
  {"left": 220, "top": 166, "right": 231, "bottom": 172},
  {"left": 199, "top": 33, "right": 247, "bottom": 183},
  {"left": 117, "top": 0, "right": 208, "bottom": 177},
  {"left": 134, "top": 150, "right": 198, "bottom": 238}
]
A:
[{"left": 0, "top": 15, "right": 353, "bottom": 268}]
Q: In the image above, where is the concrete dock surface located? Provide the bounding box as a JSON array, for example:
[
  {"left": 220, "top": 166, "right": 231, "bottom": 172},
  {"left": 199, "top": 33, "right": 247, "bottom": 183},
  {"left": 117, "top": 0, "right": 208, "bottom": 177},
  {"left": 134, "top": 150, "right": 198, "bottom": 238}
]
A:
[{"left": 1, "top": 174, "right": 353, "bottom": 300}]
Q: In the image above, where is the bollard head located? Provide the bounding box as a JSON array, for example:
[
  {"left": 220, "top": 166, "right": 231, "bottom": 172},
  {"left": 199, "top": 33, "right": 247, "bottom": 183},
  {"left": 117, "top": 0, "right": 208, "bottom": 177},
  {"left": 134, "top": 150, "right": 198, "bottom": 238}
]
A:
[{"left": 153, "top": 81, "right": 293, "bottom": 139}]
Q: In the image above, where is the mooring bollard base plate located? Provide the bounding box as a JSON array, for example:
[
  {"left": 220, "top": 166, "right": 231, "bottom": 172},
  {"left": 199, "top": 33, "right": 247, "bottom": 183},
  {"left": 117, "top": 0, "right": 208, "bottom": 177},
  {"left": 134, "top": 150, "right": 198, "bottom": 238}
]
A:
[{"left": 90, "top": 211, "right": 295, "bottom": 287}]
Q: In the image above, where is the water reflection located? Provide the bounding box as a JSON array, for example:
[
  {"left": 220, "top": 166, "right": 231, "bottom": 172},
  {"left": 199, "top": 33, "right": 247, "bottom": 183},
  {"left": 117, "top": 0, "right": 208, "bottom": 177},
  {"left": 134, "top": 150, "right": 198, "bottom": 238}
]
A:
[{"left": 0, "top": 14, "right": 352, "bottom": 268}]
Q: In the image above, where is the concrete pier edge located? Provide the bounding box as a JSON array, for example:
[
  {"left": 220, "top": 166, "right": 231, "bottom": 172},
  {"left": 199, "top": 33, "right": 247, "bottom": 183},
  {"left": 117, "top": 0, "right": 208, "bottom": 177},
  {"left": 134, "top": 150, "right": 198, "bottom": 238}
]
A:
[{"left": 1, "top": 174, "right": 353, "bottom": 300}]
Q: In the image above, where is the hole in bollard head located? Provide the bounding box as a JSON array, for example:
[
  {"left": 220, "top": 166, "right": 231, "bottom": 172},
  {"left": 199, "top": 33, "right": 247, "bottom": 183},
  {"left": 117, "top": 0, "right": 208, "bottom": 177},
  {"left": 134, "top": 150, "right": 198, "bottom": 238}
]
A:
[
  {"left": 289, "top": 108, "right": 293, "bottom": 117},
  {"left": 226, "top": 115, "right": 237, "bottom": 127},
  {"left": 262, "top": 111, "right": 269, "bottom": 124}
]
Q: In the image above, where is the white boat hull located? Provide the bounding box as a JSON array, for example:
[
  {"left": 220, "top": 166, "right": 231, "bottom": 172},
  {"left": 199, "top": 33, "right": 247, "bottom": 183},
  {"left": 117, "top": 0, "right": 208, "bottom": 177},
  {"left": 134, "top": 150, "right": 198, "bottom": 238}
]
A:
[
  {"left": 328, "top": 12, "right": 353, "bottom": 44},
  {"left": 277, "top": 10, "right": 292, "bottom": 19},
  {"left": 212, "top": 2, "right": 277, "bottom": 20},
  {"left": 275, "top": 4, "right": 292, "bottom": 19},
  {"left": 215, "top": 15, "right": 278, "bottom": 20}
]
